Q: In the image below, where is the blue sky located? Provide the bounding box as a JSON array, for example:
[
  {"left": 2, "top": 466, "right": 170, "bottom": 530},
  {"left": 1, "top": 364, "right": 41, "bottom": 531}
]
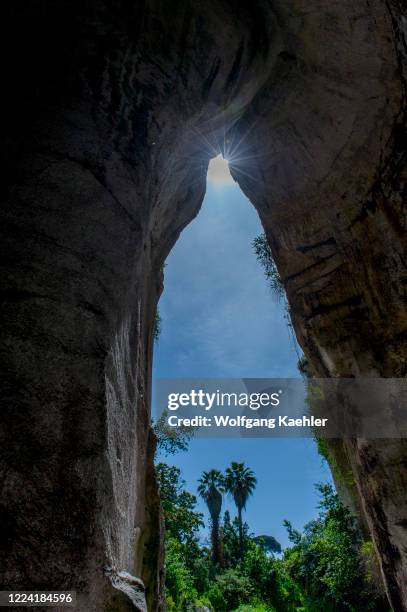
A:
[{"left": 153, "top": 158, "right": 331, "bottom": 549}]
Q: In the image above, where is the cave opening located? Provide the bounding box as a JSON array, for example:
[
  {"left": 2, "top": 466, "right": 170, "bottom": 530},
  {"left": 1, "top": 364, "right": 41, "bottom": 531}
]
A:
[{"left": 151, "top": 153, "right": 339, "bottom": 607}]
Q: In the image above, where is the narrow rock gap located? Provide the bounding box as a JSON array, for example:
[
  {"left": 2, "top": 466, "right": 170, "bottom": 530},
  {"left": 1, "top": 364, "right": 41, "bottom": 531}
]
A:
[{"left": 151, "top": 154, "right": 335, "bottom": 609}]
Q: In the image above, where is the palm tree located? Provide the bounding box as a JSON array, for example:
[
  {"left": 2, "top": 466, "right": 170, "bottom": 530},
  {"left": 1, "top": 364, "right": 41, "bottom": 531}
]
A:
[
  {"left": 197, "top": 469, "right": 224, "bottom": 565},
  {"left": 224, "top": 462, "right": 257, "bottom": 559}
]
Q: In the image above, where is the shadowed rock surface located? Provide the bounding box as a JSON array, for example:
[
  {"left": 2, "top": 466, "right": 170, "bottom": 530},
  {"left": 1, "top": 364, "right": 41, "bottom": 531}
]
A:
[{"left": 0, "top": 1, "right": 406, "bottom": 610}]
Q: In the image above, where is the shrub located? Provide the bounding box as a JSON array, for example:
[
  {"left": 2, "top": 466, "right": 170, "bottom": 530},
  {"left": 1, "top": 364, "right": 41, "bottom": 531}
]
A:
[
  {"left": 214, "top": 569, "right": 253, "bottom": 611},
  {"left": 232, "top": 604, "right": 276, "bottom": 612}
]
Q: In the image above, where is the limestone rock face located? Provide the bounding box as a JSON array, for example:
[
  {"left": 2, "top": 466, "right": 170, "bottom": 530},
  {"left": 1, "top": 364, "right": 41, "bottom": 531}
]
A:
[
  {"left": 0, "top": 1, "right": 406, "bottom": 610},
  {"left": 226, "top": 3, "right": 407, "bottom": 608}
]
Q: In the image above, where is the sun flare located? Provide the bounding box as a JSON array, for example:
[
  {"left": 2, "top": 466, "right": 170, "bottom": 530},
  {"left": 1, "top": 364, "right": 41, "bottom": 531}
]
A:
[{"left": 207, "top": 154, "right": 234, "bottom": 185}]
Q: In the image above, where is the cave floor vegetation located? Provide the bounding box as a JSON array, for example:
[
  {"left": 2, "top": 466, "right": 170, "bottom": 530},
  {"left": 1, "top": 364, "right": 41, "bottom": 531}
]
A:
[{"left": 155, "top": 438, "right": 389, "bottom": 612}]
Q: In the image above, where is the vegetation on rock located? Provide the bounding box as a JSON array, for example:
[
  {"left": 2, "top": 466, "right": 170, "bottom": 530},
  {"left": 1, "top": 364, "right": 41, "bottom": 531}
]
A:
[{"left": 253, "top": 234, "right": 285, "bottom": 301}]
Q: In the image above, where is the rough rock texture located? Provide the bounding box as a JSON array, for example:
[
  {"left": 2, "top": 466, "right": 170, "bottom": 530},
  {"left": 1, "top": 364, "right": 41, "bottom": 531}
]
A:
[
  {"left": 226, "top": 2, "right": 407, "bottom": 608},
  {"left": 0, "top": 1, "right": 406, "bottom": 611}
]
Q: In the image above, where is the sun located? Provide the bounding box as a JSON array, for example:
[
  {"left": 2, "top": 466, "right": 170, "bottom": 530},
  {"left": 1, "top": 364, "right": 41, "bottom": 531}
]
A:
[{"left": 207, "top": 154, "right": 235, "bottom": 185}]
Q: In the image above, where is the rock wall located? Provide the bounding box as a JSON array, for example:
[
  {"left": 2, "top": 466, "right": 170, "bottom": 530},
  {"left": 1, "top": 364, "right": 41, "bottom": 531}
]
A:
[
  {"left": 0, "top": 1, "right": 279, "bottom": 609},
  {"left": 0, "top": 1, "right": 405, "bottom": 610},
  {"left": 226, "top": 2, "right": 407, "bottom": 608}
]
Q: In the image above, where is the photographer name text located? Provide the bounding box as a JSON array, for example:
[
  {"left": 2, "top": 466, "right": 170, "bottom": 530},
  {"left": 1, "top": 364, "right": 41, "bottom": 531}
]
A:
[{"left": 167, "top": 415, "right": 328, "bottom": 429}]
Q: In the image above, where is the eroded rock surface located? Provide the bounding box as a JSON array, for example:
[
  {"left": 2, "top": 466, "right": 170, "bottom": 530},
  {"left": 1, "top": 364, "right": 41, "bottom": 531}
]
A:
[
  {"left": 0, "top": 1, "right": 406, "bottom": 610},
  {"left": 226, "top": 3, "right": 407, "bottom": 607}
]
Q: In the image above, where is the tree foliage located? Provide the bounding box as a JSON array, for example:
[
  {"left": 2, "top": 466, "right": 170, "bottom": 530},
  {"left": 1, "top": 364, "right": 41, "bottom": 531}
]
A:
[
  {"left": 225, "top": 462, "right": 257, "bottom": 559},
  {"left": 158, "top": 458, "right": 387, "bottom": 611},
  {"left": 156, "top": 463, "right": 203, "bottom": 546},
  {"left": 198, "top": 470, "right": 225, "bottom": 565},
  {"left": 254, "top": 535, "right": 282, "bottom": 555},
  {"left": 153, "top": 412, "right": 193, "bottom": 456},
  {"left": 222, "top": 511, "right": 251, "bottom": 568},
  {"left": 282, "top": 483, "right": 387, "bottom": 611}
]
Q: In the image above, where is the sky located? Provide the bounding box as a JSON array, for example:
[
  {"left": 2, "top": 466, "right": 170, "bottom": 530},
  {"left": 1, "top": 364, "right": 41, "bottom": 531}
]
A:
[{"left": 153, "top": 156, "right": 331, "bottom": 549}]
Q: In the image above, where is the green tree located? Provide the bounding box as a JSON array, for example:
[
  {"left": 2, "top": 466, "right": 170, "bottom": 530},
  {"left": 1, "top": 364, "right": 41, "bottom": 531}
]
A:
[
  {"left": 222, "top": 511, "right": 249, "bottom": 567},
  {"left": 240, "top": 540, "right": 294, "bottom": 610},
  {"left": 156, "top": 463, "right": 203, "bottom": 548},
  {"left": 156, "top": 463, "right": 210, "bottom": 609},
  {"left": 282, "top": 483, "right": 388, "bottom": 611},
  {"left": 153, "top": 412, "right": 193, "bottom": 456},
  {"left": 253, "top": 534, "right": 282, "bottom": 555},
  {"left": 225, "top": 462, "right": 257, "bottom": 559},
  {"left": 198, "top": 469, "right": 225, "bottom": 566},
  {"left": 214, "top": 568, "right": 253, "bottom": 611},
  {"left": 165, "top": 536, "right": 199, "bottom": 610}
]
